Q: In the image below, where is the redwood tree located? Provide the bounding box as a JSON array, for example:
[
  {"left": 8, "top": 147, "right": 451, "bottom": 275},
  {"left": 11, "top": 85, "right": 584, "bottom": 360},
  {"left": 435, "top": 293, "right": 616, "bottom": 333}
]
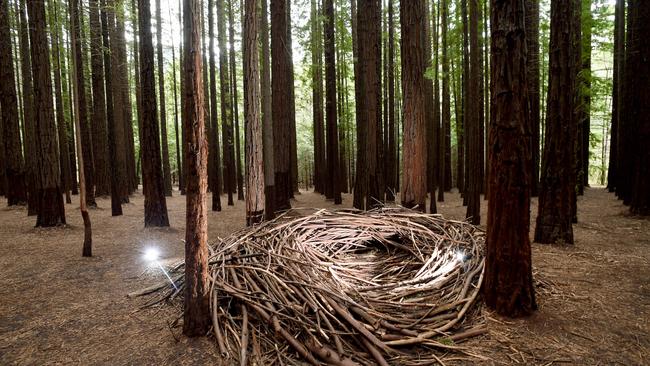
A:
[
  {"left": 525, "top": 0, "right": 540, "bottom": 197},
  {"left": 271, "top": 0, "right": 293, "bottom": 210},
  {"left": 260, "top": 0, "right": 275, "bottom": 219},
  {"left": 138, "top": 0, "right": 170, "bottom": 227},
  {"left": 218, "top": 0, "right": 235, "bottom": 206},
  {"left": 208, "top": 0, "right": 223, "bottom": 211},
  {"left": 483, "top": 0, "right": 536, "bottom": 317},
  {"left": 156, "top": 0, "right": 173, "bottom": 197},
  {"left": 535, "top": 0, "right": 577, "bottom": 244},
  {"left": 182, "top": 0, "right": 210, "bottom": 336},
  {"left": 244, "top": 0, "right": 264, "bottom": 225},
  {"left": 400, "top": 0, "right": 427, "bottom": 211},
  {"left": 0, "top": 0, "right": 27, "bottom": 205},
  {"left": 323, "top": 0, "right": 341, "bottom": 204},
  {"left": 27, "top": 0, "right": 66, "bottom": 226}
]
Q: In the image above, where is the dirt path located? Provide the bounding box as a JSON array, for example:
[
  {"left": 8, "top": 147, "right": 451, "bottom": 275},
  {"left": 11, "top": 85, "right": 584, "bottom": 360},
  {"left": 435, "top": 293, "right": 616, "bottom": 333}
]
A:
[{"left": 0, "top": 188, "right": 647, "bottom": 365}]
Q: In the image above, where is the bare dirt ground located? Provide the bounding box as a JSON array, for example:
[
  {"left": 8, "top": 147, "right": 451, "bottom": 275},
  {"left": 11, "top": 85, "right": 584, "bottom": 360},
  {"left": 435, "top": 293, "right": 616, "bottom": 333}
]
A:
[{"left": 0, "top": 188, "right": 648, "bottom": 365}]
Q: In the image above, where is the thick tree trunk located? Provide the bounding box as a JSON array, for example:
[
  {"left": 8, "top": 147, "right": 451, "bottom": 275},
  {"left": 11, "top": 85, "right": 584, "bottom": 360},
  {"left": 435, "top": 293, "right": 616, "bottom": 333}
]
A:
[
  {"left": 271, "top": 0, "right": 293, "bottom": 210},
  {"left": 138, "top": 0, "right": 170, "bottom": 227},
  {"left": 244, "top": 0, "right": 264, "bottom": 225},
  {"left": 357, "top": 0, "right": 382, "bottom": 209},
  {"left": 535, "top": 0, "right": 577, "bottom": 244},
  {"left": 182, "top": 0, "right": 211, "bottom": 337},
  {"left": 156, "top": 0, "right": 173, "bottom": 197},
  {"left": 483, "top": 0, "right": 537, "bottom": 317},
  {"left": 27, "top": 0, "right": 66, "bottom": 226},
  {"left": 627, "top": 0, "right": 650, "bottom": 215},
  {"left": 286, "top": 1, "right": 298, "bottom": 196},
  {"left": 0, "top": 0, "right": 27, "bottom": 205},
  {"left": 89, "top": 0, "right": 110, "bottom": 197},
  {"left": 71, "top": 0, "right": 97, "bottom": 208},
  {"left": 260, "top": 0, "right": 275, "bottom": 219},
  {"left": 400, "top": 0, "right": 427, "bottom": 211}
]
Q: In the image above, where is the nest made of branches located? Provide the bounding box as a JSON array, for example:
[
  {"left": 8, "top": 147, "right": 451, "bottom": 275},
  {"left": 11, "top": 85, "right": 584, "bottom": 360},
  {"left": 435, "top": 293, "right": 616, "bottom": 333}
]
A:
[{"left": 135, "top": 208, "right": 487, "bottom": 365}]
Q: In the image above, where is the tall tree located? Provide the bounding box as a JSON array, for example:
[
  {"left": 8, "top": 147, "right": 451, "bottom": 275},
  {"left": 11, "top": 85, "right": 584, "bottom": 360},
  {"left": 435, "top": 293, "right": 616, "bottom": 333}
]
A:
[
  {"left": 244, "top": 0, "right": 264, "bottom": 225},
  {"left": 525, "top": 0, "right": 540, "bottom": 196},
  {"left": 228, "top": 0, "right": 244, "bottom": 201},
  {"left": 386, "top": 0, "right": 396, "bottom": 202},
  {"left": 50, "top": 0, "right": 73, "bottom": 204},
  {"left": 400, "top": 0, "right": 427, "bottom": 211},
  {"left": 260, "top": 0, "right": 275, "bottom": 218},
  {"left": 357, "top": 0, "right": 382, "bottom": 209},
  {"left": 0, "top": 0, "right": 27, "bottom": 205},
  {"left": 323, "top": 0, "right": 341, "bottom": 204},
  {"left": 138, "top": 0, "right": 170, "bottom": 227},
  {"left": 156, "top": 0, "right": 173, "bottom": 196},
  {"left": 27, "top": 0, "right": 66, "bottom": 226},
  {"left": 89, "top": 0, "right": 111, "bottom": 197},
  {"left": 351, "top": 0, "right": 366, "bottom": 209},
  {"left": 465, "top": 0, "right": 481, "bottom": 224},
  {"left": 182, "top": 0, "right": 210, "bottom": 337},
  {"left": 71, "top": 0, "right": 97, "bottom": 208},
  {"left": 286, "top": 0, "right": 298, "bottom": 196},
  {"left": 218, "top": 0, "right": 235, "bottom": 206},
  {"left": 310, "top": 0, "right": 325, "bottom": 195},
  {"left": 438, "top": 0, "right": 450, "bottom": 202},
  {"left": 423, "top": 0, "right": 436, "bottom": 214},
  {"left": 535, "top": 0, "right": 577, "bottom": 244},
  {"left": 576, "top": 0, "right": 591, "bottom": 194},
  {"left": 627, "top": 0, "right": 649, "bottom": 215},
  {"left": 169, "top": 6, "right": 182, "bottom": 193},
  {"left": 70, "top": 0, "right": 93, "bottom": 256},
  {"left": 18, "top": 0, "right": 38, "bottom": 215},
  {"left": 607, "top": 0, "right": 624, "bottom": 192},
  {"left": 271, "top": 0, "right": 293, "bottom": 210},
  {"left": 208, "top": 0, "right": 222, "bottom": 211},
  {"left": 483, "top": 0, "right": 536, "bottom": 317}
]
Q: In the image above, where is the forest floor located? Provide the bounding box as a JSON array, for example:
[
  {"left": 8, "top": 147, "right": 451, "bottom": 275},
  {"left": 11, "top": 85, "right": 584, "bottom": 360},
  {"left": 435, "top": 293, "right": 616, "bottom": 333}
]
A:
[{"left": 0, "top": 188, "right": 648, "bottom": 365}]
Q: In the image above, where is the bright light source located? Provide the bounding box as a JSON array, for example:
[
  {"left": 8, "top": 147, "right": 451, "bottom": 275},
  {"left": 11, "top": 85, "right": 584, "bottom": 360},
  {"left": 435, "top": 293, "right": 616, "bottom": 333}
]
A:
[
  {"left": 143, "top": 248, "right": 160, "bottom": 262},
  {"left": 455, "top": 251, "right": 465, "bottom": 262}
]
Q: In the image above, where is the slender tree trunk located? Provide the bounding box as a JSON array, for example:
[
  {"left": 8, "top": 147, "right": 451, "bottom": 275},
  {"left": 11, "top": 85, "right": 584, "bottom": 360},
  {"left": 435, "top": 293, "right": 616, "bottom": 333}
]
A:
[
  {"left": 386, "top": 0, "right": 396, "bottom": 203},
  {"left": 244, "top": 0, "right": 264, "bottom": 224},
  {"left": 228, "top": 0, "right": 244, "bottom": 201},
  {"left": 170, "top": 6, "right": 182, "bottom": 194},
  {"left": 217, "top": 0, "right": 235, "bottom": 206},
  {"left": 423, "top": 0, "right": 437, "bottom": 214},
  {"left": 577, "top": 0, "right": 591, "bottom": 193},
  {"left": 286, "top": 1, "right": 298, "bottom": 196},
  {"left": 525, "top": 0, "right": 540, "bottom": 197},
  {"left": 607, "top": 0, "right": 624, "bottom": 192},
  {"left": 132, "top": 0, "right": 143, "bottom": 188},
  {"left": 438, "top": 0, "right": 450, "bottom": 202},
  {"left": 18, "top": 0, "right": 38, "bottom": 214},
  {"left": 138, "top": 0, "right": 170, "bottom": 227},
  {"left": 89, "top": 0, "right": 110, "bottom": 197},
  {"left": 535, "top": 0, "right": 577, "bottom": 244},
  {"left": 311, "top": 0, "right": 325, "bottom": 196},
  {"left": 65, "top": 23, "right": 80, "bottom": 196},
  {"left": 208, "top": 0, "right": 223, "bottom": 211},
  {"left": 50, "top": 0, "right": 72, "bottom": 204},
  {"left": 465, "top": 0, "right": 481, "bottom": 225},
  {"left": 351, "top": 0, "right": 366, "bottom": 209},
  {"left": 400, "top": 0, "right": 427, "bottom": 211},
  {"left": 484, "top": 0, "right": 536, "bottom": 317},
  {"left": 260, "top": 0, "right": 275, "bottom": 218},
  {"left": 324, "top": 0, "right": 341, "bottom": 205},
  {"left": 156, "top": 0, "right": 173, "bottom": 196},
  {"left": 71, "top": 0, "right": 97, "bottom": 208},
  {"left": 182, "top": 0, "right": 210, "bottom": 337},
  {"left": 0, "top": 0, "right": 27, "bottom": 205}
]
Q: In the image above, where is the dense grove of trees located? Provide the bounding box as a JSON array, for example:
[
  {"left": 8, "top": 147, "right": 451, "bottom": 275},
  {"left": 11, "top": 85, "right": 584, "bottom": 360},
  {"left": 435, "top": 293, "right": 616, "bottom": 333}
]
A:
[{"left": 0, "top": 0, "right": 647, "bottom": 325}]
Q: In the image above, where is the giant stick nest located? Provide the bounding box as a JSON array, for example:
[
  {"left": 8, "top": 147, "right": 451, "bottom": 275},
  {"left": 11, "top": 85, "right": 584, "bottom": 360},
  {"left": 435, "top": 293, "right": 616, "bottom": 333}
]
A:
[{"left": 136, "top": 208, "right": 487, "bottom": 365}]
